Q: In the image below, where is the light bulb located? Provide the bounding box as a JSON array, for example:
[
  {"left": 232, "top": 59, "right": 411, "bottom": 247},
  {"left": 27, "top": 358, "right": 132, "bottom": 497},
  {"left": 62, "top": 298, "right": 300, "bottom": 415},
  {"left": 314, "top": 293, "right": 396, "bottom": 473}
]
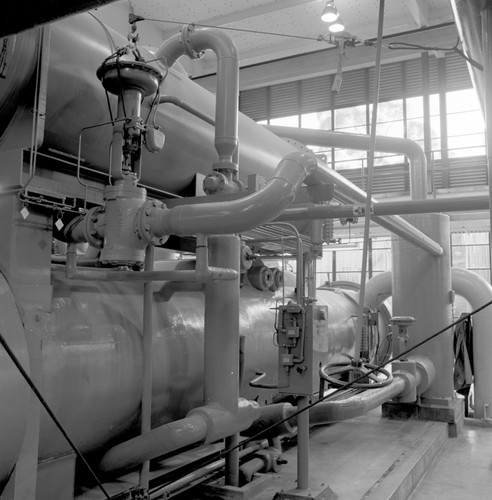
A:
[
  {"left": 328, "top": 18, "right": 345, "bottom": 33},
  {"left": 321, "top": 2, "right": 339, "bottom": 23}
]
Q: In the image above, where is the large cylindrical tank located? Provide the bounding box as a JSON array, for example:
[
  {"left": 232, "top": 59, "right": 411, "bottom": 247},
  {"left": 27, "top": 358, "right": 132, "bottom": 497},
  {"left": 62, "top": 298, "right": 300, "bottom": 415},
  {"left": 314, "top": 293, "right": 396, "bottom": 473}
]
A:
[
  {"left": 0, "top": 269, "right": 356, "bottom": 480},
  {"left": 0, "top": 14, "right": 296, "bottom": 195}
]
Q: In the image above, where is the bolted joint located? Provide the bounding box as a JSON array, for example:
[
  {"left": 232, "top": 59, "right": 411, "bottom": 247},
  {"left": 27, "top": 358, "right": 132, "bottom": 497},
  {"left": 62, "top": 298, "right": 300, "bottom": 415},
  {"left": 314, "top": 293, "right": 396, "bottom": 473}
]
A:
[
  {"left": 180, "top": 24, "right": 205, "bottom": 59},
  {"left": 63, "top": 206, "right": 105, "bottom": 249},
  {"left": 135, "top": 200, "right": 169, "bottom": 247}
]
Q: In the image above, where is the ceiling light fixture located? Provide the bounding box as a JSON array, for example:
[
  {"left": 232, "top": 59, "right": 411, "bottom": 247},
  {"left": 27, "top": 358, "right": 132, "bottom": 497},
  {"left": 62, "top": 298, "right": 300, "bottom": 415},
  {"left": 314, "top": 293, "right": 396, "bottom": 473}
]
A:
[
  {"left": 328, "top": 18, "right": 345, "bottom": 33},
  {"left": 321, "top": 1, "right": 339, "bottom": 23}
]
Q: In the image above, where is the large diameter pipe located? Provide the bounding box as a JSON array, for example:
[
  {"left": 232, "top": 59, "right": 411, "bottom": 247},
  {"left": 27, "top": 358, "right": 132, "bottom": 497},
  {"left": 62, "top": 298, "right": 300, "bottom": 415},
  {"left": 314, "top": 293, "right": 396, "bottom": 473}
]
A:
[
  {"left": 99, "top": 400, "right": 260, "bottom": 473},
  {"left": 156, "top": 24, "right": 239, "bottom": 170},
  {"left": 149, "top": 151, "right": 319, "bottom": 237},
  {"left": 265, "top": 125, "right": 428, "bottom": 200},
  {"left": 451, "top": 267, "right": 492, "bottom": 420}
]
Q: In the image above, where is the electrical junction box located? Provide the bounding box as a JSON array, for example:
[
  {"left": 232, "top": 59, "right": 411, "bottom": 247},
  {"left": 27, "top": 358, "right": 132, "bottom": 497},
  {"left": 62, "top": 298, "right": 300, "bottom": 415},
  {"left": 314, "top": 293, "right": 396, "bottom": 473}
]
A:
[{"left": 277, "top": 302, "right": 329, "bottom": 395}]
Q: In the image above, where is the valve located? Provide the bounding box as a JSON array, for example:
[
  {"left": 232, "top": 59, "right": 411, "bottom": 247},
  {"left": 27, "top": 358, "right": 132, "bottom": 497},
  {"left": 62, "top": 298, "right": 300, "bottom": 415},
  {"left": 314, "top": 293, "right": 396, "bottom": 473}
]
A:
[
  {"left": 390, "top": 316, "right": 416, "bottom": 358},
  {"left": 320, "top": 355, "right": 393, "bottom": 389}
]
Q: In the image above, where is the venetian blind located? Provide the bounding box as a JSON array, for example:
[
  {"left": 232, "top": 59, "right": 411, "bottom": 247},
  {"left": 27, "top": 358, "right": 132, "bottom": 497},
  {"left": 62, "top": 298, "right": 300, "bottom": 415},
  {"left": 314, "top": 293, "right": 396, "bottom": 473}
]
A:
[{"left": 239, "top": 51, "right": 472, "bottom": 121}]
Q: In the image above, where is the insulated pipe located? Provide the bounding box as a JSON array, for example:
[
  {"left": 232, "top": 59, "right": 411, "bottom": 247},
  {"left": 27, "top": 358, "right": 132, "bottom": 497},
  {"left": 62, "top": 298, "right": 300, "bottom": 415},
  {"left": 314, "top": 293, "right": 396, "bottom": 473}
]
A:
[
  {"left": 98, "top": 400, "right": 260, "bottom": 473},
  {"left": 247, "top": 360, "right": 432, "bottom": 438},
  {"left": 155, "top": 24, "right": 239, "bottom": 171},
  {"left": 364, "top": 268, "right": 492, "bottom": 419},
  {"left": 265, "top": 125, "right": 427, "bottom": 200},
  {"left": 364, "top": 271, "right": 392, "bottom": 313},
  {"left": 451, "top": 267, "right": 492, "bottom": 420}
]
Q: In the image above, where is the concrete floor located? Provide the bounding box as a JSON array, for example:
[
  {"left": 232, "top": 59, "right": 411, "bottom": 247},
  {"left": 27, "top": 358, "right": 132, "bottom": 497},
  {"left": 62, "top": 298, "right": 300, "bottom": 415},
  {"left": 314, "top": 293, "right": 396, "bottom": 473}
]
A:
[
  {"left": 408, "top": 420, "right": 492, "bottom": 500},
  {"left": 248, "top": 409, "right": 492, "bottom": 500}
]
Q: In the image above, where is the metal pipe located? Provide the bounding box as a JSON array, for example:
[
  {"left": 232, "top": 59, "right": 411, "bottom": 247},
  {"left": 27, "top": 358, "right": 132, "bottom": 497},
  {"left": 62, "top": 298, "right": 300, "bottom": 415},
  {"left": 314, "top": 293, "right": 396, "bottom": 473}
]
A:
[
  {"left": 149, "top": 151, "right": 319, "bottom": 237},
  {"left": 204, "top": 235, "right": 240, "bottom": 484},
  {"left": 264, "top": 223, "right": 303, "bottom": 303},
  {"left": 265, "top": 125, "right": 427, "bottom": 200},
  {"left": 296, "top": 395, "right": 310, "bottom": 490},
  {"left": 149, "top": 442, "right": 267, "bottom": 499},
  {"left": 264, "top": 127, "right": 443, "bottom": 256},
  {"left": 247, "top": 360, "right": 432, "bottom": 437},
  {"left": 156, "top": 24, "right": 239, "bottom": 171},
  {"left": 98, "top": 400, "right": 260, "bottom": 473},
  {"left": 64, "top": 243, "right": 237, "bottom": 282},
  {"left": 139, "top": 245, "right": 154, "bottom": 489},
  {"left": 276, "top": 195, "right": 489, "bottom": 221},
  {"left": 158, "top": 95, "right": 215, "bottom": 126},
  {"left": 99, "top": 413, "right": 209, "bottom": 473},
  {"left": 451, "top": 267, "right": 492, "bottom": 420}
]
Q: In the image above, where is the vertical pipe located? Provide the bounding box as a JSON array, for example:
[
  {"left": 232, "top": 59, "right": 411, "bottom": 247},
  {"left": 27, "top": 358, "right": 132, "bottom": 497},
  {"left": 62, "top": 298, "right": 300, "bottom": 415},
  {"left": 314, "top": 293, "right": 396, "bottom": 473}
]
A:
[
  {"left": 482, "top": 6, "right": 492, "bottom": 291},
  {"left": 392, "top": 214, "right": 454, "bottom": 400},
  {"left": 139, "top": 245, "right": 154, "bottom": 489},
  {"left": 296, "top": 396, "right": 310, "bottom": 490},
  {"left": 204, "top": 235, "right": 240, "bottom": 484}
]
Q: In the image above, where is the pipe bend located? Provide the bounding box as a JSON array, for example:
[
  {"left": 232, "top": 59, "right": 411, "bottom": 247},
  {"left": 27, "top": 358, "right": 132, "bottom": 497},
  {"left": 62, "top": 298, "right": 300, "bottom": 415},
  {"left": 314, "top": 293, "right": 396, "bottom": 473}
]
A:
[{"left": 149, "top": 151, "right": 319, "bottom": 237}]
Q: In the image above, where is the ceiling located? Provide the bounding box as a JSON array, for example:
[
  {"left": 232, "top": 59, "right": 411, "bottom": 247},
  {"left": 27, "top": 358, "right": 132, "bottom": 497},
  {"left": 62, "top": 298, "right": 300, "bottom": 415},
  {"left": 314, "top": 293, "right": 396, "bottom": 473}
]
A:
[{"left": 88, "top": 0, "right": 457, "bottom": 88}]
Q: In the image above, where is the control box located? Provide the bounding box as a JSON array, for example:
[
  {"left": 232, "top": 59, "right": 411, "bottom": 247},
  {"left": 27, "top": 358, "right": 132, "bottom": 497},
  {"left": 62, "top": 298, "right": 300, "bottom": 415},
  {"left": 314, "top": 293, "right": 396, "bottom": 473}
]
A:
[{"left": 277, "top": 302, "right": 329, "bottom": 395}]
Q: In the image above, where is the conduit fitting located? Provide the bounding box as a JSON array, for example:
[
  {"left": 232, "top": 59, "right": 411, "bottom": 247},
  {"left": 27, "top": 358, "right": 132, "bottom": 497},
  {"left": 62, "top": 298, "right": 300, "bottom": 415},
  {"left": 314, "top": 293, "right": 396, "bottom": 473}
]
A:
[
  {"left": 146, "top": 151, "right": 319, "bottom": 237},
  {"left": 98, "top": 398, "right": 260, "bottom": 473},
  {"left": 156, "top": 24, "right": 239, "bottom": 172}
]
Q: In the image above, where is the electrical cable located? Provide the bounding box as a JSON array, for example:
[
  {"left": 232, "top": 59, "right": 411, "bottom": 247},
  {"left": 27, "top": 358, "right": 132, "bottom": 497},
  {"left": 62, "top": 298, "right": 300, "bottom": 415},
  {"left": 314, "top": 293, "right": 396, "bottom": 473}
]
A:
[{"left": 0, "top": 332, "right": 112, "bottom": 500}]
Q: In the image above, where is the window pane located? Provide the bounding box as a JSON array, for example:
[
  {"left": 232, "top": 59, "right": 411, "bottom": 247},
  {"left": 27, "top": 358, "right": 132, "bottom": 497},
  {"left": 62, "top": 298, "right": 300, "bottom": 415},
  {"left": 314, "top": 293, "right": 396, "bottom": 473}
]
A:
[
  {"left": 301, "top": 111, "right": 332, "bottom": 129},
  {"left": 335, "top": 105, "right": 367, "bottom": 129},
  {"left": 406, "top": 96, "right": 423, "bottom": 119},
  {"left": 270, "top": 115, "right": 299, "bottom": 126}
]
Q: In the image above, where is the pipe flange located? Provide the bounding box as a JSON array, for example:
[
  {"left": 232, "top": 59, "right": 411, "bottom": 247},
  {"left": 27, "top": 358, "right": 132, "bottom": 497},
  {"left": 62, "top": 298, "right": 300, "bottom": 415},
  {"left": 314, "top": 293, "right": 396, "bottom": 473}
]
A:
[
  {"left": 136, "top": 200, "right": 169, "bottom": 246},
  {"left": 180, "top": 24, "right": 205, "bottom": 60},
  {"left": 85, "top": 206, "right": 104, "bottom": 249}
]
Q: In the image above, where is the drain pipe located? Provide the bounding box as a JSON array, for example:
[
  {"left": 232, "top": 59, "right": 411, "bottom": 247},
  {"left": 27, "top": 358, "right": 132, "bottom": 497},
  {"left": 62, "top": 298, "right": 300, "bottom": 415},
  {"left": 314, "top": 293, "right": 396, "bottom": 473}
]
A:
[{"left": 156, "top": 24, "right": 239, "bottom": 176}]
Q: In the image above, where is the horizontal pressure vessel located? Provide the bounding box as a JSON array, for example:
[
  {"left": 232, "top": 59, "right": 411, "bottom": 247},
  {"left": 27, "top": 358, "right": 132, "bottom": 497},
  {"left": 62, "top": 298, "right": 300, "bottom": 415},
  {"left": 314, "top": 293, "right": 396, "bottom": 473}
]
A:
[
  {"left": 0, "top": 269, "right": 356, "bottom": 479},
  {"left": 0, "top": 14, "right": 296, "bottom": 195}
]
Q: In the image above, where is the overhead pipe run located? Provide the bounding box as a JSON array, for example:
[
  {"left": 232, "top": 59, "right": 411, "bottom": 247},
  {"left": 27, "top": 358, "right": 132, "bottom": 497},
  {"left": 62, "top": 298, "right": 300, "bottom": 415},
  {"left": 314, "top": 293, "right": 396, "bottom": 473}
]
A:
[
  {"left": 265, "top": 126, "right": 443, "bottom": 256},
  {"left": 265, "top": 125, "right": 428, "bottom": 200},
  {"left": 276, "top": 195, "right": 489, "bottom": 220}
]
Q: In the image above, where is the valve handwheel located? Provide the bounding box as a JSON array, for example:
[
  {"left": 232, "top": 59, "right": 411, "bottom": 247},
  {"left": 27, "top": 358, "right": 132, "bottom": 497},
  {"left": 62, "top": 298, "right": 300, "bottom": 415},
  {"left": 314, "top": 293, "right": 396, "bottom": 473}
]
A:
[{"left": 320, "top": 357, "right": 392, "bottom": 389}]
